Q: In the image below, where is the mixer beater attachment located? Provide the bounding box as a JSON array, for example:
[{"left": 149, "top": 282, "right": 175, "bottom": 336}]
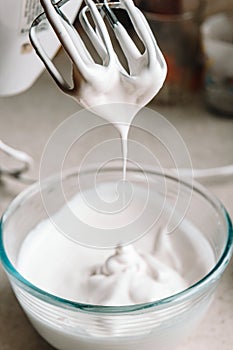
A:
[{"left": 30, "top": 0, "right": 167, "bottom": 108}]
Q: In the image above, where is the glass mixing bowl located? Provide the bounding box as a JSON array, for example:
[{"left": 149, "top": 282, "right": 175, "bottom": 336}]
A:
[{"left": 0, "top": 167, "right": 232, "bottom": 350}]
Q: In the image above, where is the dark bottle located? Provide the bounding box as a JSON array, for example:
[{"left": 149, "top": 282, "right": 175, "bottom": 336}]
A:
[{"left": 136, "top": 0, "right": 182, "bottom": 14}]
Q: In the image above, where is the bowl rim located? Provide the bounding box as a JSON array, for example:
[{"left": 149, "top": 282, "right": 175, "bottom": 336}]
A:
[{"left": 0, "top": 167, "right": 233, "bottom": 314}]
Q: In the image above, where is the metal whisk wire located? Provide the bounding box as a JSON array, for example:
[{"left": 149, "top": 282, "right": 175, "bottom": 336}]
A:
[{"left": 29, "top": 0, "right": 167, "bottom": 108}]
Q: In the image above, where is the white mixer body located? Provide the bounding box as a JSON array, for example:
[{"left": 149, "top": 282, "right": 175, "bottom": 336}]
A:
[{"left": 0, "top": 0, "right": 82, "bottom": 96}]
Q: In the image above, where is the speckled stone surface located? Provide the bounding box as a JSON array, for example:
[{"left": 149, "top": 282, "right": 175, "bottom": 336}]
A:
[{"left": 0, "top": 52, "right": 233, "bottom": 349}]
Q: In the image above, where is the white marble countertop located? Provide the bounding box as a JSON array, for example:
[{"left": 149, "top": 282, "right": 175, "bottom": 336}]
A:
[{"left": 0, "top": 54, "right": 233, "bottom": 349}]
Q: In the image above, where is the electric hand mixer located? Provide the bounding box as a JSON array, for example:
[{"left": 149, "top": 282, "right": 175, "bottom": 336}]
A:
[{"left": 29, "top": 0, "right": 167, "bottom": 113}]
